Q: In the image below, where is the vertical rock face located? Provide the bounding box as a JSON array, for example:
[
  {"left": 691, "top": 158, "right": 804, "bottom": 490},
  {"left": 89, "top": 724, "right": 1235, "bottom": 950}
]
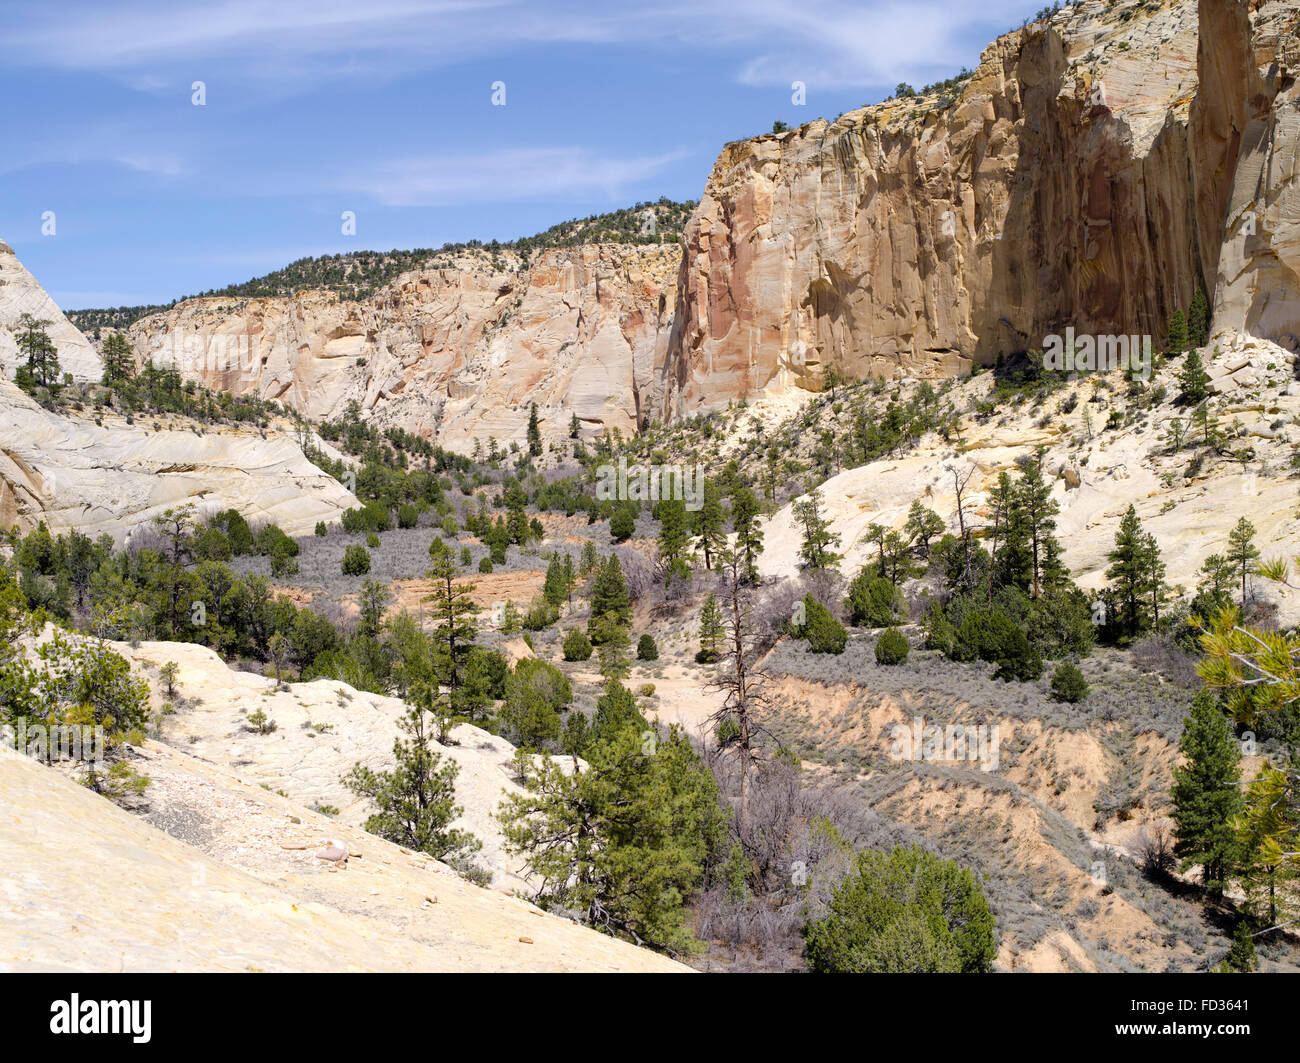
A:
[
  {"left": 0, "top": 240, "right": 102, "bottom": 382},
  {"left": 1195, "top": 0, "right": 1300, "bottom": 351},
  {"left": 127, "top": 244, "right": 678, "bottom": 449},
  {"left": 106, "top": 0, "right": 1300, "bottom": 442},
  {"left": 657, "top": 0, "right": 1300, "bottom": 420},
  {"left": 659, "top": 1, "right": 1210, "bottom": 418}
]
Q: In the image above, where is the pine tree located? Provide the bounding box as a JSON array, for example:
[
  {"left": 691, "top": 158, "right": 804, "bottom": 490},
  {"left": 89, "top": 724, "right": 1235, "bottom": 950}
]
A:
[
  {"left": 1171, "top": 689, "right": 1243, "bottom": 895},
  {"left": 343, "top": 703, "right": 482, "bottom": 864},
  {"left": 588, "top": 555, "right": 631, "bottom": 634},
  {"left": 730, "top": 487, "right": 764, "bottom": 584},
  {"left": 1140, "top": 531, "right": 1168, "bottom": 630},
  {"left": 422, "top": 547, "right": 480, "bottom": 691},
  {"left": 609, "top": 503, "right": 636, "bottom": 542},
  {"left": 568, "top": 411, "right": 581, "bottom": 439},
  {"left": 526, "top": 402, "right": 542, "bottom": 456},
  {"left": 1226, "top": 517, "right": 1260, "bottom": 605},
  {"left": 1166, "top": 307, "right": 1189, "bottom": 356},
  {"left": 793, "top": 488, "right": 841, "bottom": 571},
  {"left": 561, "top": 554, "right": 575, "bottom": 605},
  {"left": 101, "top": 332, "right": 136, "bottom": 384},
  {"left": 16, "top": 314, "right": 59, "bottom": 389},
  {"left": 1105, "top": 505, "right": 1162, "bottom": 638},
  {"left": 1016, "top": 452, "right": 1060, "bottom": 599},
  {"left": 503, "top": 479, "right": 530, "bottom": 544},
  {"left": 903, "top": 500, "right": 945, "bottom": 559},
  {"left": 706, "top": 545, "right": 775, "bottom": 839},
  {"left": 1178, "top": 348, "right": 1210, "bottom": 405},
  {"left": 1221, "top": 920, "right": 1257, "bottom": 973},
  {"left": 697, "top": 592, "right": 724, "bottom": 663},
  {"left": 1235, "top": 763, "right": 1300, "bottom": 928},
  {"left": 1188, "top": 287, "right": 1210, "bottom": 349},
  {"left": 542, "top": 556, "right": 567, "bottom": 606},
  {"left": 358, "top": 578, "right": 391, "bottom": 638},
  {"left": 863, "top": 523, "right": 888, "bottom": 577},
  {"left": 498, "top": 694, "right": 724, "bottom": 953},
  {"left": 656, "top": 499, "right": 691, "bottom": 588},
  {"left": 984, "top": 471, "right": 1017, "bottom": 600},
  {"left": 1192, "top": 400, "right": 1222, "bottom": 449},
  {"left": 693, "top": 484, "right": 727, "bottom": 571},
  {"left": 1161, "top": 416, "right": 1187, "bottom": 453}
]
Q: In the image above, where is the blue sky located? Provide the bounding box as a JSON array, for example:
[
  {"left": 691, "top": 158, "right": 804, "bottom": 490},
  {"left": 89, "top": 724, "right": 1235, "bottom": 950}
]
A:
[{"left": 0, "top": 0, "right": 1049, "bottom": 309}]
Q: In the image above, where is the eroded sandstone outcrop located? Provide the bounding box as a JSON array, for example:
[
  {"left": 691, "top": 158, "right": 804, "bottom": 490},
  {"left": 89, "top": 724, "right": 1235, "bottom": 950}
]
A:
[
  {"left": 0, "top": 240, "right": 101, "bottom": 382},
  {"left": 126, "top": 244, "right": 679, "bottom": 450},
  {"left": 0, "top": 378, "right": 356, "bottom": 541}
]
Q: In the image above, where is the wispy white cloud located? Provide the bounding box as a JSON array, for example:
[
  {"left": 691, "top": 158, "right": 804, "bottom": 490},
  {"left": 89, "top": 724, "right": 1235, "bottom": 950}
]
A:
[
  {"left": 1, "top": 0, "right": 1044, "bottom": 90},
  {"left": 338, "top": 146, "right": 691, "bottom": 207},
  {"left": 115, "top": 154, "right": 189, "bottom": 177}
]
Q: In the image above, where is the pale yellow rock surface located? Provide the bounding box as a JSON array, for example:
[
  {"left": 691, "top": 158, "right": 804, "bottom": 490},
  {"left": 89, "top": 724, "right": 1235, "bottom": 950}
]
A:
[
  {"left": 119, "top": 639, "right": 545, "bottom": 888},
  {"left": 0, "top": 239, "right": 101, "bottom": 383},
  {"left": 0, "top": 377, "right": 357, "bottom": 541},
  {"left": 0, "top": 743, "right": 685, "bottom": 972},
  {"left": 757, "top": 332, "right": 1300, "bottom": 624}
]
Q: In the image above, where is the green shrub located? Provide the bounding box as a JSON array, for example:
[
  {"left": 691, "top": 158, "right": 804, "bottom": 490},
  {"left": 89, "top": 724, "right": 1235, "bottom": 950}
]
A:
[
  {"left": 796, "top": 594, "right": 847, "bottom": 654},
  {"left": 922, "top": 603, "right": 957, "bottom": 655},
  {"left": 562, "top": 628, "right": 594, "bottom": 661},
  {"left": 875, "top": 628, "right": 909, "bottom": 665},
  {"left": 341, "top": 544, "right": 371, "bottom": 576},
  {"left": 315, "top": 521, "right": 328, "bottom": 537},
  {"left": 610, "top": 505, "right": 636, "bottom": 542},
  {"left": 397, "top": 504, "right": 418, "bottom": 529},
  {"left": 523, "top": 594, "right": 559, "bottom": 631},
  {"left": 846, "top": 572, "right": 898, "bottom": 626},
  {"left": 716, "top": 716, "right": 741, "bottom": 746},
  {"left": 955, "top": 608, "right": 1042, "bottom": 681},
  {"left": 366, "top": 532, "right": 381, "bottom": 549},
  {"left": 1049, "top": 661, "right": 1090, "bottom": 703},
  {"left": 500, "top": 657, "right": 572, "bottom": 748},
  {"left": 803, "top": 844, "right": 996, "bottom": 973},
  {"left": 478, "top": 556, "right": 493, "bottom": 573},
  {"left": 636, "top": 634, "right": 659, "bottom": 661}
]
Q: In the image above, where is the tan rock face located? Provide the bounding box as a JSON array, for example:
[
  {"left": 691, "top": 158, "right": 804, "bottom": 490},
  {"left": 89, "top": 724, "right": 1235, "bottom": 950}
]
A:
[
  {"left": 127, "top": 244, "right": 678, "bottom": 449},
  {"left": 658, "top": 0, "right": 1300, "bottom": 419},
  {"left": 1196, "top": 0, "right": 1300, "bottom": 350},
  {"left": 106, "top": 0, "right": 1300, "bottom": 442}
]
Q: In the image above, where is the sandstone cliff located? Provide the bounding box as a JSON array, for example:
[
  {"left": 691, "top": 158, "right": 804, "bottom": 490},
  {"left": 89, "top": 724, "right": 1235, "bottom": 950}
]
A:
[
  {"left": 104, "top": 0, "right": 1300, "bottom": 444},
  {"left": 658, "top": 0, "right": 1300, "bottom": 417},
  {"left": 126, "top": 243, "right": 678, "bottom": 450}
]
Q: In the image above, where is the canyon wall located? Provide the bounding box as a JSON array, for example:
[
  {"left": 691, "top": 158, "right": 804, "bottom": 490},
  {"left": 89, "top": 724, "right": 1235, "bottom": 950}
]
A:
[
  {"left": 126, "top": 244, "right": 678, "bottom": 451},
  {"left": 664, "top": 1, "right": 1188, "bottom": 414},
  {"left": 1196, "top": 0, "right": 1300, "bottom": 348},
  {"left": 0, "top": 377, "right": 357, "bottom": 542},
  {"left": 118, "top": 0, "right": 1300, "bottom": 445},
  {"left": 0, "top": 242, "right": 352, "bottom": 540}
]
